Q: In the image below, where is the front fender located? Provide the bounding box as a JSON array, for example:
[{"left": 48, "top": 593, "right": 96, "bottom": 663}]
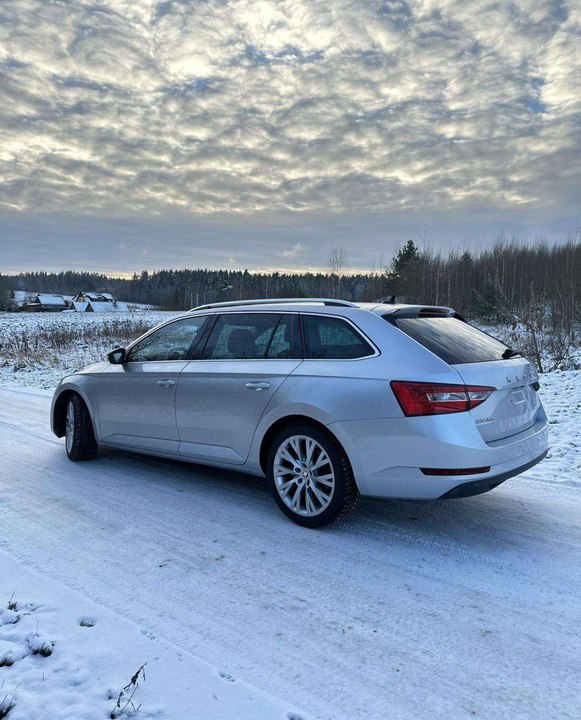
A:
[{"left": 51, "top": 376, "right": 100, "bottom": 439}]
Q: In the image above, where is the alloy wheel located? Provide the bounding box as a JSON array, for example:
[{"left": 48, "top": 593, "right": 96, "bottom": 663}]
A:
[
  {"left": 273, "top": 435, "right": 336, "bottom": 517},
  {"left": 65, "top": 400, "right": 75, "bottom": 454}
]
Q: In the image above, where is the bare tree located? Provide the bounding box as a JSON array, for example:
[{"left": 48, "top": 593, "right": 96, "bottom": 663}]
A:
[{"left": 327, "top": 247, "right": 348, "bottom": 298}]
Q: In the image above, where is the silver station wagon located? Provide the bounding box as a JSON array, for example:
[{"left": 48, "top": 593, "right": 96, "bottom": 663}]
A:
[{"left": 51, "top": 299, "right": 549, "bottom": 527}]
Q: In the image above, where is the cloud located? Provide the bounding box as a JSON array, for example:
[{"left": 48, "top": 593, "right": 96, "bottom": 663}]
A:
[
  {"left": 282, "top": 241, "right": 305, "bottom": 257},
  {"left": 0, "top": 0, "right": 578, "bottom": 222}
]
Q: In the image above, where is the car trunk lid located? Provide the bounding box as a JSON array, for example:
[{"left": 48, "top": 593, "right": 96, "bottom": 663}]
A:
[{"left": 453, "top": 358, "right": 540, "bottom": 442}]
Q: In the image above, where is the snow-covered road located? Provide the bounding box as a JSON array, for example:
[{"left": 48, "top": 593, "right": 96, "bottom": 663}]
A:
[{"left": 0, "top": 384, "right": 580, "bottom": 719}]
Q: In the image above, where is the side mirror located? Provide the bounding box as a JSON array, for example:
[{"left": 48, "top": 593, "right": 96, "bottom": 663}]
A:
[{"left": 107, "top": 347, "right": 127, "bottom": 365}]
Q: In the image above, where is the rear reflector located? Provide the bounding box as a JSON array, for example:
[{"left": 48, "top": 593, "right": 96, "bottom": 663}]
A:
[
  {"left": 421, "top": 466, "right": 491, "bottom": 476},
  {"left": 390, "top": 381, "right": 495, "bottom": 416}
]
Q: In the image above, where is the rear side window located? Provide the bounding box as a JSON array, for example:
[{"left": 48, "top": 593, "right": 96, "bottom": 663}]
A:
[
  {"left": 203, "top": 313, "right": 301, "bottom": 360},
  {"left": 392, "top": 316, "right": 511, "bottom": 364},
  {"left": 302, "top": 315, "right": 375, "bottom": 360}
]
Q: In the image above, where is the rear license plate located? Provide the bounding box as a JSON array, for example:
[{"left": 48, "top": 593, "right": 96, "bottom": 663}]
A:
[{"left": 511, "top": 389, "right": 526, "bottom": 404}]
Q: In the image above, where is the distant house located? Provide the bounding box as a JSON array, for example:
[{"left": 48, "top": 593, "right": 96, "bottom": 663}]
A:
[
  {"left": 72, "top": 292, "right": 102, "bottom": 304},
  {"left": 86, "top": 301, "right": 120, "bottom": 313},
  {"left": 72, "top": 292, "right": 128, "bottom": 312},
  {"left": 25, "top": 294, "right": 68, "bottom": 312},
  {"left": 20, "top": 291, "right": 128, "bottom": 312}
]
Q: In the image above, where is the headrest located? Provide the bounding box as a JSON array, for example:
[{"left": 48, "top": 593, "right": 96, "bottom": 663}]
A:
[{"left": 227, "top": 328, "right": 258, "bottom": 359}]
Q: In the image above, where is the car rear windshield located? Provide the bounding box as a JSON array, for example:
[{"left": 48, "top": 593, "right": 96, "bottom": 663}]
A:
[{"left": 391, "top": 316, "right": 512, "bottom": 364}]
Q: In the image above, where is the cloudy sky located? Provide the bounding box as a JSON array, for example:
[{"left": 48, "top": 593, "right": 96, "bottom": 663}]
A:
[{"left": 0, "top": 0, "right": 579, "bottom": 274}]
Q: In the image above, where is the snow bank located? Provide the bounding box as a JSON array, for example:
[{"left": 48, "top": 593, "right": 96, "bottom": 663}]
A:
[
  {"left": 533, "top": 370, "right": 581, "bottom": 487},
  {"left": 0, "top": 551, "right": 308, "bottom": 720}
]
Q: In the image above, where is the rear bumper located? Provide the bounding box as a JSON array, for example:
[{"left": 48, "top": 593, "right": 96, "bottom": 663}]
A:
[
  {"left": 439, "top": 449, "right": 548, "bottom": 499},
  {"left": 328, "top": 407, "right": 549, "bottom": 499}
]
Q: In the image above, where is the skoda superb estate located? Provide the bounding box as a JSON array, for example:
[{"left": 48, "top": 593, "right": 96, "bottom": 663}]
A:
[{"left": 51, "top": 299, "right": 549, "bottom": 527}]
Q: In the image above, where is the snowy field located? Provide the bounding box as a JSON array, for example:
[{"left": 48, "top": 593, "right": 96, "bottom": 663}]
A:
[
  {"left": 0, "top": 311, "right": 580, "bottom": 719},
  {"left": 0, "top": 311, "right": 179, "bottom": 389}
]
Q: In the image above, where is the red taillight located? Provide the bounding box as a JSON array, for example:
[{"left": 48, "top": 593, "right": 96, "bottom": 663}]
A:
[{"left": 390, "top": 381, "right": 495, "bottom": 417}]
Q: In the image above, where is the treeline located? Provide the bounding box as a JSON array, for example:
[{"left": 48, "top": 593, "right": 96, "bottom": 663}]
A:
[
  {"left": 388, "top": 237, "right": 581, "bottom": 321},
  {"left": 1, "top": 237, "right": 579, "bottom": 320}
]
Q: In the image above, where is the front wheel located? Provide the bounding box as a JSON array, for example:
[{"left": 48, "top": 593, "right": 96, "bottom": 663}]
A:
[
  {"left": 65, "top": 393, "right": 98, "bottom": 461},
  {"left": 267, "top": 423, "right": 359, "bottom": 528}
]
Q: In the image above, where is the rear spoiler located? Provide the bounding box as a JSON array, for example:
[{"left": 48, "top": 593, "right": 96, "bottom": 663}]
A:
[{"left": 383, "top": 306, "right": 467, "bottom": 323}]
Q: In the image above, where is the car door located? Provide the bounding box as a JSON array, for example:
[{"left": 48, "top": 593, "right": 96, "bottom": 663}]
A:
[
  {"left": 98, "top": 316, "right": 208, "bottom": 453},
  {"left": 175, "top": 312, "right": 303, "bottom": 464}
]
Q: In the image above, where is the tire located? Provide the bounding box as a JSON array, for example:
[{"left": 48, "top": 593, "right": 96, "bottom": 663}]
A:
[
  {"left": 64, "top": 393, "right": 98, "bottom": 461},
  {"left": 267, "top": 422, "right": 359, "bottom": 528}
]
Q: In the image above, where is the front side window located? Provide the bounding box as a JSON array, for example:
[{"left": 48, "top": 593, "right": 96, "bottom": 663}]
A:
[
  {"left": 127, "top": 317, "right": 206, "bottom": 362},
  {"left": 202, "top": 313, "right": 300, "bottom": 360},
  {"left": 302, "top": 315, "right": 375, "bottom": 359}
]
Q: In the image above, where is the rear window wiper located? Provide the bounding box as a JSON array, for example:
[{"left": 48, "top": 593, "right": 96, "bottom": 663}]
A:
[{"left": 502, "top": 347, "right": 521, "bottom": 359}]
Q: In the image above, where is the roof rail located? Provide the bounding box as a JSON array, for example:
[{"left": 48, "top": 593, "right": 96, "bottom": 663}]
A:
[{"left": 190, "top": 298, "right": 359, "bottom": 312}]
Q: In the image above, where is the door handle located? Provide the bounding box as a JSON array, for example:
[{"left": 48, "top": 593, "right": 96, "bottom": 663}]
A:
[
  {"left": 157, "top": 379, "right": 176, "bottom": 387},
  {"left": 246, "top": 381, "right": 271, "bottom": 391}
]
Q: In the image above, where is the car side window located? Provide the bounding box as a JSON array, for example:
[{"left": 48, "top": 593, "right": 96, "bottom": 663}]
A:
[
  {"left": 302, "top": 315, "right": 375, "bottom": 359},
  {"left": 266, "top": 315, "right": 302, "bottom": 359},
  {"left": 127, "top": 317, "right": 206, "bottom": 362},
  {"left": 203, "top": 313, "right": 286, "bottom": 360}
]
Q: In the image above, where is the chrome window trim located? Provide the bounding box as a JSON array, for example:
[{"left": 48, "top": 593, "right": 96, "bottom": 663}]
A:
[
  {"left": 122, "top": 309, "right": 380, "bottom": 364},
  {"left": 188, "top": 309, "right": 379, "bottom": 362},
  {"left": 299, "top": 312, "right": 380, "bottom": 362}
]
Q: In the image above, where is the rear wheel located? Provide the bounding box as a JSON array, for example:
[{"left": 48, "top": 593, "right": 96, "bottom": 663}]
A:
[
  {"left": 65, "top": 393, "right": 98, "bottom": 461},
  {"left": 267, "top": 423, "right": 359, "bottom": 528}
]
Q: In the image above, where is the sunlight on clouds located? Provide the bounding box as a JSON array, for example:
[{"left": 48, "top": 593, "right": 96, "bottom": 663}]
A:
[{"left": 0, "top": 0, "right": 578, "bottom": 218}]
